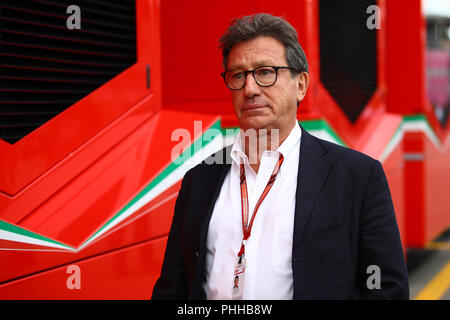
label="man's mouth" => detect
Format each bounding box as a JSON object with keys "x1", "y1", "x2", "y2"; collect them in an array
[{"x1": 241, "y1": 104, "x2": 268, "y2": 111}]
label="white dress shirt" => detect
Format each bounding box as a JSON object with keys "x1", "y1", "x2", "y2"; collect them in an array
[{"x1": 204, "y1": 122, "x2": 301, "y2": 299}]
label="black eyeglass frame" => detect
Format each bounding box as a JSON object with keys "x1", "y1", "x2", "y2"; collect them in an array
[{"x1": 220, "y1": 66, "x2": 299, "y2": 90}]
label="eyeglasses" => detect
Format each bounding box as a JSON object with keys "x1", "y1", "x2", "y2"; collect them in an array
[{"x1": 221, "y1": 66, "x2": 298, "y2": 90}]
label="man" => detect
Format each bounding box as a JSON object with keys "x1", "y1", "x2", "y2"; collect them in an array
[{"x1": 152, "y1": 13, "x2": 409, "y2": 300}]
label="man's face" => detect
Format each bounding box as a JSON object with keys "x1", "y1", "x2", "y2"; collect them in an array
[{"x1": 226, "y1": 36, "x2": 308, "y2": 133}]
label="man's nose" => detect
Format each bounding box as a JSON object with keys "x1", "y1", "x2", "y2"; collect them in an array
[{"x1": 243, "y1": 72, "x2": 261, "y2": 98}]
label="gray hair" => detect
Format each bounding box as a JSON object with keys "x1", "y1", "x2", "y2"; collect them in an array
[{"x1": 219, "y1": 13, "x2": 309, "y2": 74}]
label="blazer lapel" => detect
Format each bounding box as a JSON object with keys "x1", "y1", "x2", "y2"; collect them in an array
[
  {"x1": 192, "y1": 146, "x2": 232, "y2": 299},
  {"x1": 199, "y1": 145, "x2": 233, "y2": 247},
  {"x1": 293, "y1": 127, "x2": 333, "y2": 259}
]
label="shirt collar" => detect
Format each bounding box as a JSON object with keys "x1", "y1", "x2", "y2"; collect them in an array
[
  {"x1": 230, "y1": 130, "x2": 247, "y2": 165},
  {"x1": 277, "y1": 121, "x2": 301, "y2": 162},
  {"x1": 230, "y1": 121, "x2": 301, "y2": 176}
]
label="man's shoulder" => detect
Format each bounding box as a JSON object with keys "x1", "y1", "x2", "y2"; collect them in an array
[
  {"x1": 307, "y1": 132, "x2": 377, "y2": 170},
  {"x1": 324, "y1": 139, "x2": 374, "y2": 162},
  {"x1": 182, "y1": 145, "x2": 232, "y2": 181},
  {"x1": 308, "y1": 134, "x2": 383, "y2": 191}
]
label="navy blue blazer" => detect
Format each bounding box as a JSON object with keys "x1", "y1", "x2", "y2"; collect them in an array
[{"x1": 152, "y1": 126, "x2": 409, "y2": 299}]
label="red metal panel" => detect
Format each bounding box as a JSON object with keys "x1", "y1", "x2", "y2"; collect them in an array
[
  {"x1": 404, "y1": 132, "x2": 427, "y2": 248},
  {"x1": 1, "y1": 109, "x2": 218, "y2": 248},
  {"x1": 424, "y1": 136, "x2": 450, "y2": 242},
  {"x1": 404, "y1": 131, "x2": 450, "y2": 247},
  {"x1": 0, "y1": 95, "x2": 156, "y2": 224},
  {"x1": 0, "y1": 108, "x2": 218, "y2": 285},
  {"x1": 385, "y1": 0, "x2": 426, "y2": 116},
  {"x1": 0, "y1": 237, "x2": 167, "y2": 299},
  {"x1": 0, "y1": 181, "x2": 179, "y2": 284}
]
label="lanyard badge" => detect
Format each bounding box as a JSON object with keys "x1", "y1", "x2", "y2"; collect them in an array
[
  {"x1": 232, "y1": 253, "x2": 246, "y2": 299},
  {"x1": 232, "y1": 154, "x2": 284, "y2": 299}
]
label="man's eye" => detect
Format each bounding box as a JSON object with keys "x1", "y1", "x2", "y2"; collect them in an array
[
  {"x1": 231, "y1": 72, "x2": 244, "y2": 80},
  {"x1": 255, "y1": 68, "x2": 275, "y2": 76}
]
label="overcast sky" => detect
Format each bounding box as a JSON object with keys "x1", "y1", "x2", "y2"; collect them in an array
[{"x1": 423, "y1": 0, "x2": 450, "y2": 17}]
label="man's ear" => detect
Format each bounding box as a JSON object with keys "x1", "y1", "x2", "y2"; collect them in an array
[{"x1": 296, "y1": 72, "x2": 310, "y2": 105}]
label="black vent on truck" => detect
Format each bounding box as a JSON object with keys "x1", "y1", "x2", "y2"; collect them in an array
[
  {"x1": 319, "y1": 0, "x2": 377, "y2": 123},
  {"x1": 0, "y1": 0, "x2": 137, "y2": 144}
]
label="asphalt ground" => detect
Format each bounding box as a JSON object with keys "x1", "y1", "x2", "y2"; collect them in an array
[{"x1": 407, "y1": 227, "x2": 450, "y2": 300}]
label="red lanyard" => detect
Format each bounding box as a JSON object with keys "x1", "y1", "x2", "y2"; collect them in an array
[{"x1": 237, "y1": 154, "x2": 284, "y2": 257}]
